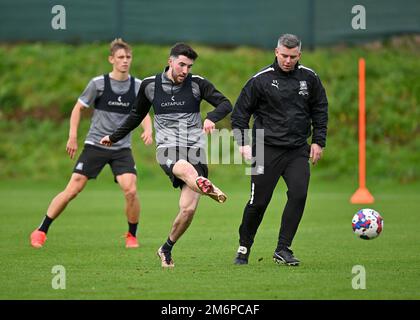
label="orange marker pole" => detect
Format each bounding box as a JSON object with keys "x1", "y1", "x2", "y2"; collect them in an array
[{"x1": 350, "y1": 58, "x2": 374, "y2": 204}]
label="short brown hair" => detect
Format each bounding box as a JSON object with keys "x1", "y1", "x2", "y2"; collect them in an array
[{"x1": 109, "y1": 38, "x2": 132, "y2": 56}]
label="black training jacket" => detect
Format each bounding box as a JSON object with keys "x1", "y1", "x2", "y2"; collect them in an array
[{"x1": 231, "y1": 59, "x2": 328, "y2": 148}]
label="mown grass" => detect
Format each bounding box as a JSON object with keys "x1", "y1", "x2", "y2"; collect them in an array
[{"x1": 0, "y1": 178, "x2": 419, "y2": 300}]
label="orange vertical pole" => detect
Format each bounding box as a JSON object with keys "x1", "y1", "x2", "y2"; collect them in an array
[
  {"x1": 350, "y1": 58, "x2": 374, "y2": 204},
  {"x1": 359, "y1": 58, "x2": 367, "y2": 189}
]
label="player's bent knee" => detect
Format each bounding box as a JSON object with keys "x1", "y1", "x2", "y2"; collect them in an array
[
  {"x1": 173, "y1": 161, "x2": 197, "y2": 178},
  {"x1": 124, "y1": 188, "x2": 138, "y2": 201}
]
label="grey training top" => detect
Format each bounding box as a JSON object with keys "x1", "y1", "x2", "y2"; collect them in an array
[
  {"x1": 78, "y1": 74, "x2": 141, "y2": 150},
  {"x1": 143, "y1": 72, "x2": 204, "y2": 148},
  {"x1": 108, "y1": 69, "x2": 233, "y2": 149}
]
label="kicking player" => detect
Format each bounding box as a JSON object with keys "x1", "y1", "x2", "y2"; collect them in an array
[{"x1": 100, "y1": 43, "x2": 232, "y2": 267}]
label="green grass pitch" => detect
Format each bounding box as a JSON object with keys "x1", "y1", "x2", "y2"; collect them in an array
[{"x1": 0, "y1": 176, "x2": 419, "y2": 300}]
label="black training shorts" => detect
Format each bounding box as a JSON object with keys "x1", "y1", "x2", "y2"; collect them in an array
[
  {"x1": 73, "y1": 144, "x2": 136, "y2": 180},
  {"x1": 156, "y1": 146, "x2": 208, "y2": 189}
]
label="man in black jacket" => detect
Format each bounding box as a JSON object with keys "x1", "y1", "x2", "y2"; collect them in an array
[{"x1": 232, "y1": 34, "x2": 328, "y2": 266}]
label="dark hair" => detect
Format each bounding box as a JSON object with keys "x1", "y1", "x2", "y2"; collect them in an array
[{"x1": 169, "y1": 43, "x2": 198, "y2": 60}]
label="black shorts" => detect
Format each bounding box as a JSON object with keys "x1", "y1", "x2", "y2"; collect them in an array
[
  {"x1": 73, "y1": 144, "x2": 137, "y2": 180},
  {"x1": 156, "y1": 147, "x2": 208, "y2": 189}
]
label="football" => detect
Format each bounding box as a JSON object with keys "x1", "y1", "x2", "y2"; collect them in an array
[{"x1": 352, "y1": 208, "x2": 384, "y2": 240}]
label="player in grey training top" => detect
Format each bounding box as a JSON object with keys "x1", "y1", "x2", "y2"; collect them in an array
[
  {"x1": 78, "y1": 74, "x2": 142, "y2": 150},
  {"x1": 100, "y1": 43, "x2": 232, "y2": 268},
  {"x1": 30, "y1": 39, "x2": 153, "y2": 250}
]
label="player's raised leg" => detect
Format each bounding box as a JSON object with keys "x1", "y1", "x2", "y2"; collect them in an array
[
  {"x1": 30, "y1": 173, "x2": 88, "y2": 248},
  {"x1": 172, "y1": 159, "x2": 226, "y2": 203}
]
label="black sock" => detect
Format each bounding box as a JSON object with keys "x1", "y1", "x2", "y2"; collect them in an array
[
  {"x1": 128, "y1": 222, "x2": 138, "y2": 237},
  {"x1": 161, "y1": 237, "x2": 175, "y2": 252},
  {"x1": 38, "y1": 215, "x2": 54, "y2": 234}
]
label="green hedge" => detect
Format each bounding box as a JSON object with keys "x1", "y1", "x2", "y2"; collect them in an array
[{"x1": 0, "y1": 39, "x2": 418, "y2": 183}]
